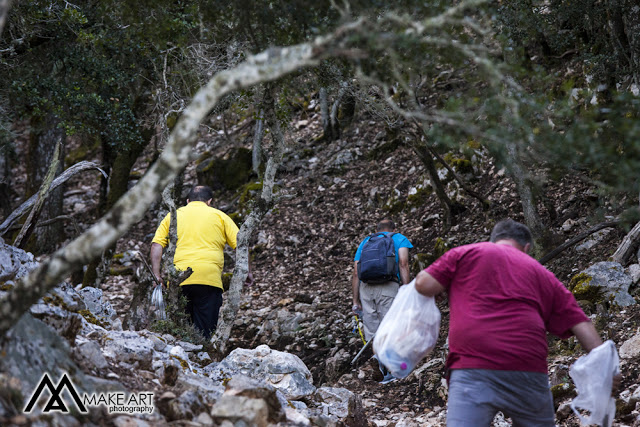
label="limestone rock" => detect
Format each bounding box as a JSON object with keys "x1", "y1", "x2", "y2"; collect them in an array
[
  {"x1": 78, "y1": 287, "x2": 119, "y2": 328},
  {"x1": 210, "y1": 395, "x2": 269, "y2": 427},
  {"x1": 75, "y1": 339, "x2": 109, "y2": 370},
  {"x1": 620, "y1": 333, "x2": 640, "y2": 359},
  {"x1": 29, "y1": 303, "x2": 84, "y2": 343},
  {"x1": 626, "y1": 264, "x2": 640, "y2": 285},
  {"x1": 112, "y1": 416, "x2": 152, "y2": 427},
  {"x1": 0, "y1": 241, "x2": 38, "y2": 282},
  {"x1": 0, "y1": 314, "x2": 94, "y2": 397},
  {"x1": 210, "y1": 344, "x2": 316, "y2": 400},
  {"x1": 165, "y1": 389, "x2": 208, "y2": 421},
  {"x1": 175, "y1": 370, "x2": 225, "y2": 402},
  {"x1": 102, "y1": 331, "x2": 155, "y2": 370},
  {"x1": 314, "y1": 386, "x2": 368, "y2": 425},
  {"x1": 224, "y1": 375, "x2": 285, "y2": 423},
  {"x1": 571, "y1": 262, "x2": 635, "y2": 307}
]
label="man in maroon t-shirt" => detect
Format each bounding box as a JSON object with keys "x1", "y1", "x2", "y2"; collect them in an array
[{"x1": 415, "y1": 219, "x2": 616, "y2": 426}]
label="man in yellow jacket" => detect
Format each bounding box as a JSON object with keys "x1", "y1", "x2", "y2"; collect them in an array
[{"x1": 150, "y1": 185, "x2": 253, "y2": 339}]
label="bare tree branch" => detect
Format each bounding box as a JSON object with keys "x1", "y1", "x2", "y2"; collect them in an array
[
  {"x1": 0, "y1": 161, "x2": 107, "y2": 236},
  {"x1": 539, "y1": 221, "x2": 622, "y2": 265},
  {"x1": 0, "y1": 21, "x2": 364, "y2": 336},
  {"x1": 13, "y1": 139, "x2": 62, "y2": 248}
]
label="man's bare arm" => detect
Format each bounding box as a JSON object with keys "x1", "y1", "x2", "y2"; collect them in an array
[
  {"x1": 398, "y1": 247, "x2": 411, "y2": 285},
  {"x1": 415, "y1": 270, "x2": 445, "y2": 297},
  {"x1": 352, "y1": 261, "x2": 361, "y2": 312},
  {"x1": 571, "y1": 321, "x2": 603, "y2": 352},
  {"x1": 150, "y1": 242, "x2": 164, "y2": 285}
]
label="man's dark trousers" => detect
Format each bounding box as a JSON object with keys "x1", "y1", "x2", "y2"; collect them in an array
[{"x1": 181, "y1": 284, "x2": 223, "y2": 339}]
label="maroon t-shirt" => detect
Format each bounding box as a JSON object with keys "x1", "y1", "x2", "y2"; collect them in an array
[{"x1": 426, "y1": 242, "x2": 589, "y2": 373}]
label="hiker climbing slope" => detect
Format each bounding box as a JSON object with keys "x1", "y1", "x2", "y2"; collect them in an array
[
  {"x1": 351, "y1": 219, "x2": 413, "y2": 383},
  {"x1": 150, "y1": 185, "x2": 253, "y2": 339},
  {"x1": 414, "y1": 219, "x2": 621, "y2": 426}
]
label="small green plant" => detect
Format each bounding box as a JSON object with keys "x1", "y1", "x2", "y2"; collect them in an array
[{"x1": 150, "y1": 286, "x2": 209, "y2": 347}]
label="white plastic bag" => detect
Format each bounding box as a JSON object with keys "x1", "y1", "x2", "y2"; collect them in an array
[
  {"x1": 151, "y1": 286, "x2": 167, "y2": 320},
  {"x1": 373, "y1": 279, "x2": 441, "y2": 378},
  {"x1": 569, "y1": 340, "x2": 620, "y2": 427}
]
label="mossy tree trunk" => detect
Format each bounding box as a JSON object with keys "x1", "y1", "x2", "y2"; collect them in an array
[{"x1": 26, "y1": 114, "x2": 65, "y2": 254}]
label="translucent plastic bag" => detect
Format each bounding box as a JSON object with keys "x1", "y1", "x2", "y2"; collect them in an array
[
  {"x1": 151, "y1": 286, "x2": 167, "y2": 320},
  {"x1": 373, "y1": 279, "x2": 441, "y2": 378},
  {"x1": 569, "y1": 340, "x2": 619, "y2": 427}
]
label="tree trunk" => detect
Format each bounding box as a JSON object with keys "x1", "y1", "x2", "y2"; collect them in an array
[
  {"x1": 329, "y1": 81, "x2": 353, "y2": 141},
  {"x1": 0, "y1": 141, "x2": 12, "y2": 218},
  {"x1": 211, "y1": 86, "x2": 286, "y2": 357},
  {"x1": 410, "y1": 133, "x2": 464, "y2": 229},
  {"x1": 83, "y1": 140, "x2": 147, "y2": 287},
  {"x1": 26, "y1": 115, "x2": 65, "y2": 254},
  {"x1": 0, "y1": 0, "x2": 11, "y2": 38},
  {"x1": 620, "y1": 0, "x2": 640, "y2": 83},
  {"x1": 252, "y1": 108, "x2": 265, "y2": 177},
  {"x1": 320, "y1": 87, "x2": 332, "y2": 141},
  {"x1": 332, "y1": 81, "x2": 355, "y2": 136},
  {"x1": 504, "y1": 141, "x2": 549, "y2": 257}
]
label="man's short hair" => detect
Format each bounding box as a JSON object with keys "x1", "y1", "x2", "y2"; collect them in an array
[
  {"x1": 377, "y1": 219, "x2": 396, "y2": 232},
  {"x1": 187, "y1": 185, "x2": 214, "y2": 202},
  {"x1": 490, "y1": 219, "x2": 533, "y2": 248}
]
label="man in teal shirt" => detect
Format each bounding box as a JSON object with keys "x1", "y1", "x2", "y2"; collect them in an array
[{"x1": 351, "y1": 219, "x2": 413, "y2": 383}]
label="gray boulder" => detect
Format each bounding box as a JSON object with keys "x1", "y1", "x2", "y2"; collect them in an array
[
  {"x1": 0, "y1": 314, "x2": 95, "y2": 397},
  {"x1": 223, "y1": 375, "x2": 285, "y2": 423},
  {"x1": 572, "y1": 262, "x2": 635, "y2": 307},
  {"x1": 210, "y1": 395, "x2": 270, "y2": 427},
  {"x1": 209, "y1": 344, "x2": 316, "y2": 400},
  {"x1": 164, "y1": 389, "x2": 208, "y2": 421},
  {"x1": 75, "y1": 338, "x2": 109, "y2": 370},
  {"x1": 620, "y1": 333, "x2": 640, "y2": 359},
  {"x1": 78, "y1": 287, "x2": 119, "y2": 328},
  {"x1": 102, "y1": 331, "x2": 155, "y2": 370},
  {"x1": 0, "y1": 242, "x2": 38, "y2": 282},
  {"x1": 29, "y1": 302, "x2": 84, "y2": 343},
  {"x1": 313, "y1": 386, "x2": 368, "y2": 426}
]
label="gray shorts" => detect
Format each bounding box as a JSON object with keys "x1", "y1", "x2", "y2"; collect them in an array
[
  {"x1": 447, "y1": 369, "x2": 555, "y2": 427},
  {"x1": 359, "y1": 280, "x2": 399, "y2": 341}
]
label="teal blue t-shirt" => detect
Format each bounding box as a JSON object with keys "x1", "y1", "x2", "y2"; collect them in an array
[{"x1": 354, "y1": 232, "x2": 413, "y2": 281}]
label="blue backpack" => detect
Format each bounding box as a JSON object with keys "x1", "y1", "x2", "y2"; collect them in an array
[{"x1": 357, "y1": 232, "x2": 399, "y2": 284}]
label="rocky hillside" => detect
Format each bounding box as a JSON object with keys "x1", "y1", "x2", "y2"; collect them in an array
[{"x1": 2, "y1": 102, "x2": 640, "y2": 426}]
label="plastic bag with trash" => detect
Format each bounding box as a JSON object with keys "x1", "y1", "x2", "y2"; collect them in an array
[
  {"x1": 569, "y1": 340, "x2": 619, "y2": 427},
  {"x1": 151, "y1": 285, "x2": 167, "y2": 320},
  {"x1": 373, "y1": 279, "x2": 441, "y2": 378}
]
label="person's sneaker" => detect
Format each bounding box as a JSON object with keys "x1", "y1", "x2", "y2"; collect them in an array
[
  {"x1": 379, "y1": 373, "x2": 396, "y2": 385},
  {"x1": 367, "y1": 357, "x2": 384, "y2": 382}
]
